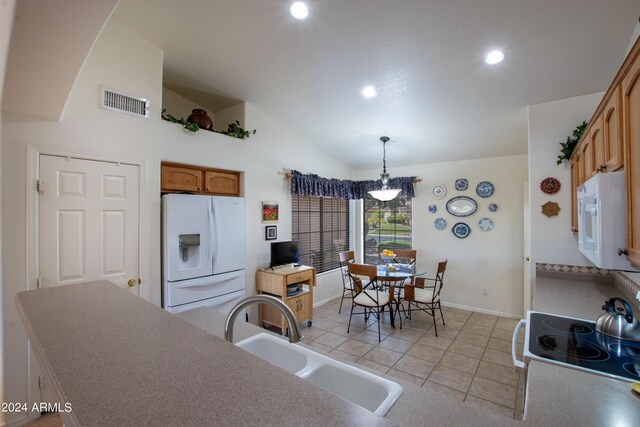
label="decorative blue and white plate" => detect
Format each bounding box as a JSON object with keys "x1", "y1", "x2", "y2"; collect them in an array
[
  {"x1": 451, "y1": 222, "x2": 471, "y2": 239},
  {"x1": 479, "y1": 217, "x2": 494, "y2": 231},
  {"x1": 455, "y1": 178, "x2": 468, "y2": 191},
  {"x1": 434, "y1": 217, "x2": 447, "y2": 230},
  {"x1": 446, "y1": 196, "x2": 478, "y2": 217},
  {"x1": 488, "y1": 203, "x2": 498, "y2": 212},
  {"x1": 476, "y1": 181, "x2": 494, "y2": 198},
  {"x1": 432, "y1": 184, "x2": 447, "y2": 199},
  {"x1": 428, "y1": 204, "x2": 437, "y2": 213}
]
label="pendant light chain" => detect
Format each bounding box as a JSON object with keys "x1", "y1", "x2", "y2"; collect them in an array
[{"x1": 382, "y1": 139, "x2": 387, "y2": 174}]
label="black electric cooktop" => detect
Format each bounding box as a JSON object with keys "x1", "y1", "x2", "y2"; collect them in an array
[{"x1": 527, "y1": 312, "x2": 640, "y2": 382}]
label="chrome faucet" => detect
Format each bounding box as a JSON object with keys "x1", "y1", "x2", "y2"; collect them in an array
[{"x1": 224, "y1": 294, "x2": 304, "y2": 343}]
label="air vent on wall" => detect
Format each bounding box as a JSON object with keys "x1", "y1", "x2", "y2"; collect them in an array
[{"x1": 100, "y1": 86, "x2": 149, "y2": 118}]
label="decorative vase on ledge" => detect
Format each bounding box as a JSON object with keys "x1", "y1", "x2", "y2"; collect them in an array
[{"x1": 187, "y1": 109, "x2": 213, "y2": 131}]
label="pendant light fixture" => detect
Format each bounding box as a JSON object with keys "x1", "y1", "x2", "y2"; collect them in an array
[{"x1": 368, "y1": 136, "x2": 401, "y2": 201}]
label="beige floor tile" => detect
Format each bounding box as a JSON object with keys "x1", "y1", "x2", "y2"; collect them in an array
[
  {"x1": 363, "y1": 346, "x2": 404, "y2": 367},
  {"x1": 328, "y1": 348, "x2": 360, "y2": 363},
  {"x1": 406, "y1": 343, "x2": 446, "y2": 364},
  {"x1": 313, "y1": 332, "x2": 349, "y2": 349},
  {"x1": 468, "y1": 377, "x2": 517, "y2": 408},
  {"x1": 356, "y1": 358, "x2": 390, "y2": 374},
  {"x1": 313, "y1": 307, "x2": 334, "y2": 319},
  {"x1": 427, "y1": 365, "x2": 474, "y2": 393},
  {"x1": 422, "y1": 380, "x2": 466, "y2": 401},
  {"x1": 328, "y1": 324, "x2": 363, "y2": 337},
  {"x1": 495, "y1": 317, "x2": 520, "y2": 331},
  {"x1": 416, "y1": 334, "x2": 453, "y2": 351},
  {"x1": 441, "y1": 318, "x2": 465, "y2": 330},
  {"x1": 445, "y1": 307, "x2": 473, "y2": 318},
  {"x1": 386, "y1": 368, "x2": 427, "y2": 387},
  {"x1": 302, "y1": 340, "x2": 333, "y2": 353},
  {"x1": 475, "y1": 361, "x2": 519, "y2": 387},
  {"x1": 379, "y1": 335, "x2": 416, "y2": 353},
  {"x1": 427, "y1": 325, "x2": 460, "y2": 339},
  {"x1": 448, "y1": 340, "x2": 486, "y2": 359},
  {"x1": 299, "y1": 327, "x2": 327, "y2": 340},
  {"x1": 492, "y1": 327, "x2": 523, "y2": 343},
  {"x1": 464, "y1": 395, "x2": 515, "y2": 419},
  {"x1": 365, "y1": 321, "x2": 396, "y2": 336},
  {"x1": 469, "y1": 312, "x2": 498, "y2": 326},
  {"x1": 392, "y1": 354, "x2": 436, "y2": 379},
  {"x1": 443, "y1": 310, "x2": 471, "y2": 323},
  {"x1": 313, "y1": 318, "x2": 343, "y2": 331},
  {"x1": 482, "y1": 348, "x2": 513, "y2": 368},
  {"x1": 454, "y1": 331, "x2": 490, "y2": 347},
  {"x1": 390, "y1": 326, "x2": 426, "y2": 342},
  {"x1": 461, "y1": 322, "x2": 493, "y2": 337},
  {"x1": 487, "y1": 337, "x2": 512, "y2": 353},
  {"x1": 438, "y1": 351, "x2": 481, "y2": 375},
  {"x1": 352, "y1": 329, "x2": 389, "y2": 344},
  {"x1": 335, "y1": 339, "x2": 376, "y2": 357}
]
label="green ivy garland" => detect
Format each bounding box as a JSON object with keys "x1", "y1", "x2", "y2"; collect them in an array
[
  {"x1": 161, "y1": 109, "x2": 257, "y2": 139},
  {"x1": 556, "y1": 121, "x2": 588, "y2": 165}
]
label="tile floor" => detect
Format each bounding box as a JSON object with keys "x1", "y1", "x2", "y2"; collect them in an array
[{"x1": 298, "y1": 297, "x2": 526, "y2": 420}]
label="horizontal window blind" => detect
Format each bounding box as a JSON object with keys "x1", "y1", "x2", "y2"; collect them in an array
[
  {"x1": 292, "y1": 196, "x2": 350, "y2": 273},
  {"x1": 363, "y1": 196, "x2": 412, "y2": 265}
]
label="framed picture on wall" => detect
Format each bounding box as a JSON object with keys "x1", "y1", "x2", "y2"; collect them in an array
[
  {"x1": 265, "y1": 225, "x2": 277, "y2": 240},
  {"x1": 262, "y1": 201, "x2": 279, "y2": 223}
]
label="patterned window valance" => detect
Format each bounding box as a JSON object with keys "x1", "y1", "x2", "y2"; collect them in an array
[{"x1": 289, "y1": 170, "x2": 416, "y2": 199}]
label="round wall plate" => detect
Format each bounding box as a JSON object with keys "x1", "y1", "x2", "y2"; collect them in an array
[
  {"x1": 476, "y1": 181, "x2": 494, "y2": 198},
  {"x1": 451, "y1": 222, "x2": 471, "y2": 239},
  {"x1": 488, "y1": 203, "x2": 498, "y2": 212},
  {"x1": 432, "y1": 184, "x2": 447, "y2": 199},
  {"x1": 479, "y1": 217, "x2": 494, "y2": 231},
  {"x1": 428, "y1": 204, "x2": 437, "y2": 213},
  {"x1": 455, "y1": 178, "x2": 468, "y2": 191},
  {"x1": 434, "y1": 217, "x2": 447, "y2": 230}
]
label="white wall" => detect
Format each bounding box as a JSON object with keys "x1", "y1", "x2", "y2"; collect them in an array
[
  {"x1": 0, "y1": 1, "x2": 17, "y2": 422},
  {"x1": 1, "y1": 19, "x2": 351, "y2": 425},
  {"x1": 527, "y1": 92, "x2": 603, "y2": 266},
  {"x1": 356, "y1": 154, "x2": 529, "y2": 317}
]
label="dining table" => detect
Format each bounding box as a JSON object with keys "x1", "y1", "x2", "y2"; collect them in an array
[{"x1": 375, "y1": 263, "x2": 425, "y2": 328}]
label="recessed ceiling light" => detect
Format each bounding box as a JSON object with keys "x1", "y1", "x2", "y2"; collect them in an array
[
  {"x1": 362, "y1": 86, "x2": 377, "y2": 98},
  {"x1": 290, "y1": 2, "x2": 309, "y2": 19},
  {"x1": 485, "y1": 50, "x2": 505, "y2": 65}
]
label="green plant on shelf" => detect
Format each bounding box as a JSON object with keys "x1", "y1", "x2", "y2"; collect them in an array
[
  {"x1": 161, "y1": 108, "x2": 199, "y2": 132},
  {"x1": 218, "y1": 120, "x2": 257, "y2": 139},
  {"x1": 161, "y1": 110, "x2": 257, "y2": 139},
  {"x1": 556, "y1": 121, "x2": 588, "y2": 165}
]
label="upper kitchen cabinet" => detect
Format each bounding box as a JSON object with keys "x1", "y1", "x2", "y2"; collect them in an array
[
  {"x1": 579, "y1": 137, "x2": 594, "y2": 181},
  {"x1": 161, "y1": 164, "x2": 203, "y2": 193},
  {"x1": 161, "y1": 162, "x2": 240, "y2": 197},
  {"x1": 602, "y1": 86, "x2": 624, "y2": 172},
  {"x1": 589, "y1": 115, "x2": 604, "y2": 175},
  {"x1": 622, "y1": 47, "x2": 640, "y2": 268},
  {"x1": 204, "y1": 170, "x2": 240, "y2": 196}
]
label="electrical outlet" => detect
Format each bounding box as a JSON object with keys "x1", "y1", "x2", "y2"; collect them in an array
[{"x1": 481, "y1": 287, "x2": 488, "y2": 296}]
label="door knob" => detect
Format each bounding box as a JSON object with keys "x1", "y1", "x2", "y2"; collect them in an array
[{"x1": 127, "y1": 279, "x2": 137, "y2": 287}]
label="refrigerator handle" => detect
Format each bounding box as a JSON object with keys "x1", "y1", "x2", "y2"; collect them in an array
[
  {"x1": 213, "y1": 199, "x2": 221, "y2": 267},
  {"x1": 208, "y1": 200, "x2": 215, "y2": 268}
]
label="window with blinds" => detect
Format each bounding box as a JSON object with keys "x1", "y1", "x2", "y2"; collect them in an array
[
  {"x1": 363, "y1": 195, "x2": 412, "y2": 265},
  {"x1": 292, "y1": 196, "x2": 350, "y2": 273}
]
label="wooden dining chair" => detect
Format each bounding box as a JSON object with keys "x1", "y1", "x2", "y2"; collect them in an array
[
  {"x1": 392, "y1": 249, "x2": 416, "y2": 265},
  {"x1": 347, "y1": 263, "x2": 395, "y2": 341},
  {"x1": 402, "y1": 259, "x2": 447, "y2": 336},
  {"x1": 338, "y1": 250, "x2": 357, "y2": 313}
]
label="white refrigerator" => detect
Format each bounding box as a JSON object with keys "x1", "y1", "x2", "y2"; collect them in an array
[{"x1": 162, "y1": 194, "x2": 246, "y2": 313}]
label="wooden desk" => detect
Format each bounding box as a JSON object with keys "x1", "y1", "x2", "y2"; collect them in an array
[{"x1": 256, "y1": 265, "x2": 315, "y2": 334}]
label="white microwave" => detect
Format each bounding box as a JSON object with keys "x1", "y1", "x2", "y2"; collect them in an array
[{"x1": 577, "y1": 171, "x2": 636, "y2": 271}]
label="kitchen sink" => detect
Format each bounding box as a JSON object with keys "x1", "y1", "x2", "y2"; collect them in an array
[{"x1": 236, "y1": 333, "x2": 403, "y2": 416}]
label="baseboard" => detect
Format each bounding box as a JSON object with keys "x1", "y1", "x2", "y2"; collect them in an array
[
  {"x1": 313, "y1": 294, "x2": 342, "y2": 307},
  {"x1": 441, "y1": 302, "x2": 522, "y2": 319}
]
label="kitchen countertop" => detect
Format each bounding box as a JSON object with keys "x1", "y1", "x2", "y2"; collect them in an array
[
  {"x1": 15, "y1": 281, "x2": 393, "y2": 427},
  {"x1": 16, "y1": 281, "x2": 640, "y2": 426}
]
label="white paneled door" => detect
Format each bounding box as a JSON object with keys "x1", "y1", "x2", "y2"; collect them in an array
[{"x1": 38, "y1": 155, "x2": 139, "y2": 294}]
